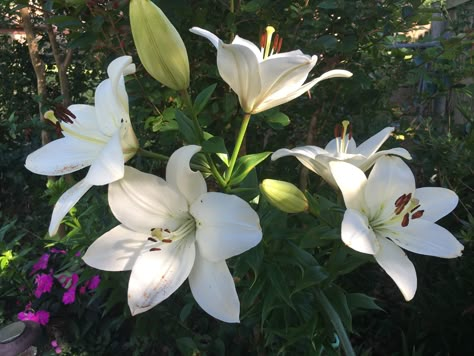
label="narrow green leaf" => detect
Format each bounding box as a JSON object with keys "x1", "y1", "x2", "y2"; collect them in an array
[
  {"x1": 229, "y1": 151, "x2": 271, "y2": 186},
  {"x1": 346, "y1": 293, "x2": 384, "y2": 312},
  {"x1": 175, "y1": 110, "x2": 199, "y2": 144},
  {"x1": 193, "y1": 83, "x2": 217, "y2": 115},
  {"x1": 201, "y1": 136, "x2": 227, "y2": 154},
  {"x1": 265, "y1": 112, "x2": 290, "y2": 130}
]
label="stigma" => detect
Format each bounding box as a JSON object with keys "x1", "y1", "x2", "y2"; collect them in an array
[
  {"x1": 334, "y1": 120, "x2": 352, "y2": 154},
  {"x1": 260, "y1": 26, "x2": 283, "y2": 59}
]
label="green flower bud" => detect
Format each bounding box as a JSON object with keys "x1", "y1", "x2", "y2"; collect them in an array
[
  {"x1": 130, "y1": 0, "x2": 190, "y2": 90},
  {"x1": 260, "y1": 179, "x2": 308, "y2": 213}
]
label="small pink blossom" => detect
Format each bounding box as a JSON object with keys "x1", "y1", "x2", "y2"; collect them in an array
[
  {"x1": 74, "y1": 251, "x2": 81, "y2": 257},
  {"x1": 34, "y1": 273, "x2": 53, "y2": 298},
  {"x1": 51, "y1": 339, "x2": 62, "y2": 354},
  {"x1": 87, "y1": 275, "x2": 101, "y2": 290},
  {"x1": 62, "y1": 288, "x2": 76, "y2": 305},
  {"x1": 55, "y1": 347, "x2": 62, "y2": 354},
  {"x1": 18, "y1": 310, "x2": 50, "y2": 325},
  {"x1": 31, "y1": 253, "x2": 50, "y2": 275},
  {"x1": 51, "y1": 248, "x2": 67, "y2": 254},
  {"x1": 79, "y1": 285, "x2": 87, "y2": 295},
  {"x1": 61, "y1": 273, "x2": 79, "y2": 305},
  {"x1": 51, "y1": 340, "x2": 58, "y2": 348}
]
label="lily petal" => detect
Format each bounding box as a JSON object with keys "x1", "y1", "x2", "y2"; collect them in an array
[
  {"x1": 85, "y1": 129, "x2": 125, "y2": 186},
  {"x1": 374, "y1": 237, "x2": 417, "y2": 301},
  {"x1": 414, "y1": 187, "x2": 458, "y2": 222},
  {"x1": 49, "y1": 179, "x2": 93, "y2": 236},
  {"x1": 109, "y1": 166, "x2": 189, "y2": 233},
  {"x1": 189, "y1": 27, "x2": 220, "y2": 49},
  {"x1": 232, "y1": 35, "x2": 261, "y2": 60},
  {"x1": 166, "y1": 145, "x2": 207, "y2": 205},
  {"x1": 329, "y1": 161, "x2": 367, "y2": 210},
  {"x1": 94, "y1": 78, "x2": 125, "y2": 136},
  {"x1": 341, "y1": 209, "x2": 379, "y2": 254},
  {"x1": 107, "y1": 55, "x2": 136, "y2": 112},
  {"x1": 364, "y1": 156, "x2": 415, "y2": 221},
  {"x1": 356, "y1": 147, "x2": 412, "y2": 172},
  {"x1": 354, "y1": 127, "x2": 394, "y2": 157},
  {"x1": 191, "y1": 192, "x2": 262, "y2": 262},
  {"x1": 25, "y1": 136, "x2": 102, "y2": 176},
  {"x1": 217, "y1": 42, "x2": 262, "y2": 113},
  {"x1": 83, "y1": 224, "x2": 149, "y2": 271},
  {"x1": 256, "y1": 69, "x2": 352, "y2": 113},
  {"x1": 189, "y1": 249, "x2": 240, "y2": 323},
  {"x1": 271, "y1": 146, "x2": 332, "y2": 182},
  {"x1": 256, "y1": 54, "x2": 317, "y2": 109},
  {"x1": 387, "y1": 219, "x2": 464, "y2": 258},
  {"x1": 128, "y1": 236, "x2": 196, "y2": 315},
  {"x1": 61, "y1": 104, "x2": 106, "y2": 142}
]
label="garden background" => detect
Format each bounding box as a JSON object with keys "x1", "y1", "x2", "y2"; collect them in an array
[{"x1": 0, "y1": 0, "x2": 473, "y2": 354}]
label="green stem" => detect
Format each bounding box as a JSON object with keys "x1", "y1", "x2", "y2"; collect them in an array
[
  {"x1": 315, "y1": 289, "x2": 355, "y2": 356},
  {"x1": 137, "y1": 148, "x2": 169, "y2": 162},
  {"x1": 178, "y1": 89, "x2": 226, "y2": 188},
  {"x1": 225, "y1": 113, "x2": 251, "y2": 185}
]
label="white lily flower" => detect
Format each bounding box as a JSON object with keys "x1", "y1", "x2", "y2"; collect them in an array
[
  {"x1": 329, "y1": 156, "x2": 464, "y2": 301},
  {"x1": 190, "y1": 26, "x2": 352, "y2": 114},
  {"x1": 272, "y1": 122, "x2": 412, "y2": 187},
  {"x1": 25, "y1": 56, "x2": 138, "y2": 236},
  {"x1": 83, "y1": 145, "x2": 262, "y2": 322}
]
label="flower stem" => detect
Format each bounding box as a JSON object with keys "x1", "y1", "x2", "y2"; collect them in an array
[
  {"x1": 178, "y1": 89, "x2": 226, "y2": 188},
  {"x1": 225, "y1": 113, "x2": 251, "y2": 185},
  {"x1": 137, "y1": 148, "x2": 169, "y2": 161},
  {"x1": 315, "y1": 288, "x2": 355, "y2": 356}
]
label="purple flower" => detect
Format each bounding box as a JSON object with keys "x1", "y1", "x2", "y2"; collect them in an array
[
  {"x1": 36, "y1": 310, "x2": 50, "y2": 325},
  {"x1": 18, "y1": 310, "x2": 50, "y2": 325},
  {"x1": 31, "y1": 253, "x2": 50, "y2": 275},
  {"x1": 50, "y1": 248, "x2": 67, "y2": 254},
  {"x1": 34, "y1": 273, "x2": 53, "y2": 298},
  {"x1": 61, "y1": 273, "x2": 79, "y2": 305},
  {"x1": 87, "y1": 275, "x2": 101, "y2": 290},
  {"x1": 62, "y1": 288, "x2": 76, "y2": 305}
]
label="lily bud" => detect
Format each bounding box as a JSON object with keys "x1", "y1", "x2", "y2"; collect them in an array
[
  {"x1": 260, "y1": 179, "x2": 308, "y2": 213},
  {"x1": 130, "y1": 0, "x2": 190, "y2": 90}
]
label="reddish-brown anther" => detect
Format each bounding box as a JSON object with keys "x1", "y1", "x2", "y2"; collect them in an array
[
  {"x1": 401, "y1": 213, "x2": 410, "y2": 227},
  {"x1": 412, "y1": 210, "x2": 424, "y2": 219}
]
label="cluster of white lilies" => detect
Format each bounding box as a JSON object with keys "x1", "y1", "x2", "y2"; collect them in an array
[{"x1": 25, "y1": 0, "x2": 462, "y2": 323}]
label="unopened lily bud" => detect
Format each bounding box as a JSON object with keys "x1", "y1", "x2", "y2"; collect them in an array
[
  {"x1": 260, "y1": 179, "x2": 308, "y2": 213},
  {"x1": 130, "y1": 0, "x2": 190, "y2": 90}
]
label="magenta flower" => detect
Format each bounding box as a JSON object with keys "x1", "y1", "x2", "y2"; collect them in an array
[
  {"x1": 62, "y1": 288, "x2": 76, "y2": 305},
  {"x1": 18, "y1": 310, "x2": 50, "y2": 325},
  {"x1": 34, "y1": 273, "x2": 54, "y2": 298},
  {"x1": 60, "y1": 273, "x2": 79, "y2": 305},
  {"x1": 31, "y1": 253, "x2": 50, "y2": 275},
  {"x1": 51, "y1": 248, "x2": 67, "y2": 254},
  {"x1": 87, "y1": 275, "x2": 100, "y2": 290}
]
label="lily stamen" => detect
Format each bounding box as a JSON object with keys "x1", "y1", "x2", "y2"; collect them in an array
[{"x1": 263, "y1": 26, "x2": 276, "y2": 59}]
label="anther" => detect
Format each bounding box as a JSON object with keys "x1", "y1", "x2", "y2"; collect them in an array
[
  {"x1": 147, "y1": 237, "x2": 157, "y2": 242},
  {"x1": 395, "y1": 194, "x2": 406, "y2": 207},
  {"x1": 260, "y1": 32, "x2": 267, "y2": 49},
  {"x1": 412, "y1": 210, "x2": 424, "y2": 219},
  {"x1": 162, "y1": 239, "x2": 172, "y2": 243},
  {"x1": 150, "y1": 228, "x2": 155, "y2": 232},
  {"x1": 401, "y1": 213, "x2": 410, "y2": 227},
  {"x1": 334, "y1": 124, "x2": 342, "y2": 139},
  {"x1": 164, "y1": 228, "x2": 170, "y2": 233},
  {"x1": 150, "y1": 248, "x2": 161, "y2": 252}
]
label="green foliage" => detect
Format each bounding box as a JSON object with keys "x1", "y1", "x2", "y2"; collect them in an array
[{"x1": 0, "y1": 0, "x2": 472, "y2": 355}]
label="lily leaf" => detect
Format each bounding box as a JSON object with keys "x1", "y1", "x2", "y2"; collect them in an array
[
  {"x1": 201, "y1": 135, "x2": 228, "y2": 154},
  {"x1": 265, "y1": 112, "x2": 290, "y2": 130},
  {"x1": 229, "y1": 152, "x2": 271, "y2": 186},
  {"x1": 175, "y1": 110, "x2": 199, "y2": 144},
  {"x1": 193, "y1": 83, "x2": 217, "y2": 115}
]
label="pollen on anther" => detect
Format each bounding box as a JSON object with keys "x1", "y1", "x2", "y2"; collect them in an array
[
  {"x1": 412, "y1": 210, "x2": 424, "y2": 219},
  {"x1": 150, "y1": 248, "x2": 161, "y2": 252},
  {"x1": 162, "y1": 239, "x2": 172, "y2": 243},
  {"x1": 147, "y1": 237, "x2": 157, "y2": 242},
  {"x1": 395, "y1": 194, "x2": 406, "y2": 207},
  {"x1": 260, "y1": 32, "x2": 267, "y2": 48},
  {"x1": 401, "y1": 213, "x2": 410, "y2": 227}
]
